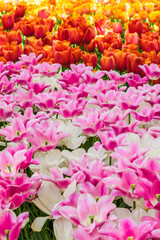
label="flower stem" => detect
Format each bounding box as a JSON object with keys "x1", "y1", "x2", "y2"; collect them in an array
[{"x1": 109, "y1": 156, "x2": 112, "y2": 166}]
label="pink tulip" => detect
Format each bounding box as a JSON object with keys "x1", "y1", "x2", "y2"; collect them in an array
[
  {"x1": 0, "y1": 118, "x2": 30, "y2": 142},
  {"x1": 85, "y1": 79, "x2": 117, "y2": 97},
  {"x1": 14, "y1": 89, "x2": 36, "y2": 108},
  {"x1": 19, "y1": 53, "x2": 43, "y2": 67},
  {"x1": 58, "y1": 98, "x2": 87, "y2": 118},
  {"x1": 26, "y1": 120, "x2": 68, "y2": 151},
  {"x1": 118, "y1": 87, "x2": 145, "y2": 110},
  {"x1": 52, "y1": 193, "x2": 115, "y2": 232},
  {"x1": 100, "y1": 217, "x2": 155, "y2": 239},
  {"x1": 0, "y1": 210, "x2": 29, "y2": 240},
  {"x1": 131, "y1": 105, "x2": 155, "y2": 122},
  {"x1": 79, "y1": 181, "x2": 109, "y2": 199},
  {"x1": 73, "y1": 108, "x2": 104, "y2": 136},
  {"x1": 35, "y1": 91, "x2": 67, "y2": 111},
  {"x1": 0, "y1": 75, "x2": 16, "y2": 95},
  {"x1": 0, "y1": 172, "x2": 41, "y2": 210},
  {"x1": 127, "y1": 74, "x2": 148, "y2": 88},
  {"x1": 139, "y1": 63, "x2": 160, "y2": 81},
  {"x1": 0, "y1": 143, "x2": 39, "y2": 176},
  {"x1": 106, "y1": 70, "x2": 133, "y2": 85},
  {"x1": 89, "y1": 90, "x2": 119, "y2": 109},
  {"x1": 97, "y1": 131, "x2": 126, "y2": 151},
  {"x1": 64, "y1": 156, "x2": 112, "y2": 186},
  {"x1": 0, "y1": 102, "x2": 14, "y2": 121},
  {"x1": 35, "y1": 62, "x2": 61, "y2": 77}
]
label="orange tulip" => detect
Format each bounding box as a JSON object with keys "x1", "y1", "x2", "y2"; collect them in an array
[
  {"x1": 84, "y1": 39, "x2": 96, "y2": 52},
  {"x1": 127, "y1": 54, "x2": 144, "y2": 76},
  {"x1": 83, "y1": 52, "x2": 98, "y2": 68},
  {"x1": 54, "y1": 48, "x2": 71, "y2": 65},
  {"x1": 7, "y1": 30, "x2": 22, "y2": 44},
  {"x1": 68, "y1": 28, "x2": 80, "y2": 44},
  {"x1": 3, "y1": 44, "x2": 23, "y2": 61},
  {"x1": 100, "y1": 56, "x2": 115, "y2": 71},
  {"x1": 71, "y1": 47, "x2": 81, "y2": 63}
]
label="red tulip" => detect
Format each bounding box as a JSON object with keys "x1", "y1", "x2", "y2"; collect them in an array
[
  {"x1": 83, "y1": 26, "x2": 96, "y2": 44},
  {"x1": 1, "y1": 14, "x2": 14, "y2": 30},
  {"x1": 20, "y1": 23, "x2": 34, "y2": 37},
  {"x1": 95, "y1": 19, "x2": 110, "y2": 35},
  {"x1": 0, "y1": 33, "x2": 8, "y2": 45},
  {"x1": 128, "y1": 20, "x2": 149, "y2": 35},
  {"x1": 68, "y1": 28, "x2": 80, "y2": 44},
  {"x1": 111, "y1": 22, "x2": 123, "y2": 34},
  {"x1": 38, "y1": 9, "x2": 50, "y2": 19},
  {"x1": 43, "y1": 19, "x2": 55, "y2": 31},
  {"x1": 141, "y1": 39, "x2": 159, "y2": 52},
  {"x1": 58, "y1": 26, "x2": 69, "y2": 41},
  {"x1": 34, "y1": 25, "x2": 48, "y2": 39},
  {"x1": 24, "y1": 45, "x2": 34, "y2": 55},
  {"x1": 126, "y1": 32, "x2": 139, "y2": 45},
  {"x1": 15, "y1": 5, "x2": 26, "y2": 18}
]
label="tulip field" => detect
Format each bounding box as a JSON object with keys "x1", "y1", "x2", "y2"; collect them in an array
[{"x1": 2, "y1": 0, "x2": 160, "y2": 239}]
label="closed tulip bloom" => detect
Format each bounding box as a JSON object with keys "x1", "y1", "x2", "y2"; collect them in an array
[
  {"x1": 7, "y1": 30, "x2": 22, "y2": 44},
  {"x1": 83, "y1": 53, "x2": 97, "y2": 68},
  {"x1": 3, "y1": 44, "x2": 22, "y2": 62},
  {"x1": 68, "y1": 28, "x2": 80, "y2": 44},
  {"x1": 58, "y1": 26, "x2": 69, "y2": 41},
  {"x1": 100, "y1": 56, "x2": 115, "y2": 71},
  {"x1": 71, "y1": 47, "x2": 81, "y2": 63},
  {"x1": 84, "y1": 39, "x2": 96, "y2": 52},
  {"x1": 1, "y1": 14, "x2": 14, "y2": 30},
  {"x1": 34, "y1": 25, "x2": 48, "y2": 39},
  {"x1": 127, "y1": 54, "x2": 144, "y2": 76},
  {"x1": 38, "y1": 9, "x2": 50, "y2": 19},
  {"x1": 111, "y1": 22, "x2": 123, "y2": 34},
  {"x1": 83, "y1": 26, "x2": 96, "y2": 44},
  {"x1": 20, "y1": 22, "x2": 34, "y2": 37},
  {"x1": 54, "y1": 49, "x2": 71, "y2": 65},
  {"x1": 43, "y1": 19, "x2": 55, "y2": 31},
  {"x1": 126, "y1": 32, "x2": 139, "y2": 45},
  {"x1": 14, "y1": 4, "x2": 26, "y2": 18}
]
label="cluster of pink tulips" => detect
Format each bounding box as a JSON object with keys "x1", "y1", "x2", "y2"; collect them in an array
[{"x1": 1, "y1": 52, "x2": 160, "y2": 239}]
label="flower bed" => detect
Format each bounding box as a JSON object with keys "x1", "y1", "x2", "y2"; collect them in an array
[{"x1": 1, "y1": 0, "x2": 160, "y2": 240}]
